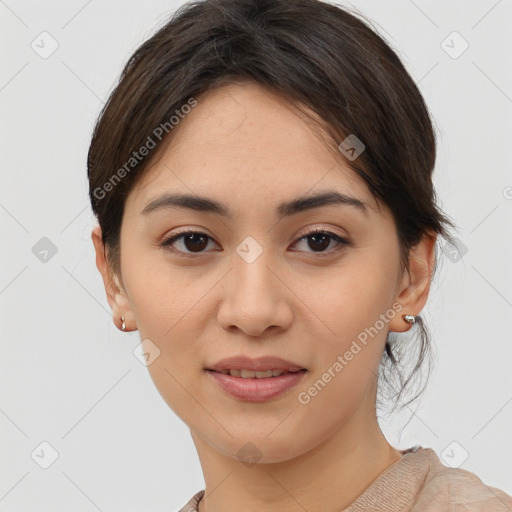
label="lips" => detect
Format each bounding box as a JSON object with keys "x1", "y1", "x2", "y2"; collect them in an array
[
  {"x1": 206, "y1": 366, "x2": 308, "y2": 401},
  {"x1": 206, "y1": 355, "x2": 307, "y2": 374}
]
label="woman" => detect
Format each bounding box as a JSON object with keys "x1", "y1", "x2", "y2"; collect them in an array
[{"x1": 88, "y1": 0, "x2": 512, "y2": 510}]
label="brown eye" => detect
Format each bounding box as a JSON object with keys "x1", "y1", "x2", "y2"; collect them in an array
[
  {"x1": 161, "y1": 231, "x2": 216, "y2": 255},
  {"x1": 180, "y1": 233, "x2": 209, "y2": 252},
  {"x1": 305, "y1": 232, "x2": 332, "y2": 252},
  {"x1": 293, "y1": 229, "x2": 350, "y2": 255}
]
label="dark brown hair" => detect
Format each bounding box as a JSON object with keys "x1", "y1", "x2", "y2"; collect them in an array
[{"x1": 87, "y1": 0, "x2": 456, "y2": 414}]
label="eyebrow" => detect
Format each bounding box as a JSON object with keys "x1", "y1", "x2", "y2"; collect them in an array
[{"x1": 141, "y1": 190, "x2": 369, "y2": 218}]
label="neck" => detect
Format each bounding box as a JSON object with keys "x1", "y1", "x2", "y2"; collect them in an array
[{"x1": 191, "y1": 403, "x2": 402, "y2": 512}]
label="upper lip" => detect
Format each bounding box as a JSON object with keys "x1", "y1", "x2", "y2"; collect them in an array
[{"x1": 206, "y1": 356, "x2": 307, "y2": 373}]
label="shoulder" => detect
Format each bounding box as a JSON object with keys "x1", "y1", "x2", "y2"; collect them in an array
[{"x1": 412, "y1": 448, "x2": 512, "y2": 511}]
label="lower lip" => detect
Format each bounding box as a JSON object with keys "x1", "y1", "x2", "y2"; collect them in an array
[{"x1": 205, "y1": 370, "x2": 307, "y2": 402}]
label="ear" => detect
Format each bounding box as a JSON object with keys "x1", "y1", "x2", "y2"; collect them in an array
[
  {"x1": 91, "y1": 225, "x2": 135, "y2": 332},
  {"x1": 389, "y1": 231, "x2": 437, "y2": 333}
]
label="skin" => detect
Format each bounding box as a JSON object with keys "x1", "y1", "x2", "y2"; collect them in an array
[{"x1": 92, "y1": 81, "x2": 436, "y2": 512}]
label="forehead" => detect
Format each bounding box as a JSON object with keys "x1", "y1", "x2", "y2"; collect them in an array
[{"x1": 126, "y1": 82, "x2": 376, "y2": 215}]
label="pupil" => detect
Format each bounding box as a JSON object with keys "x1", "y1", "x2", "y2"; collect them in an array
[
  {"x1": 309, "y1": 234, "x2": 329, "y2": 252},
  {"x1": 185, "y1": 233, "x2": 208, "y2": 252}
]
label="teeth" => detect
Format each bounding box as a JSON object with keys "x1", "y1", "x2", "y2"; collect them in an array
[{"x1": 219, "y1": 369, "x2": 286, "y2": 378}]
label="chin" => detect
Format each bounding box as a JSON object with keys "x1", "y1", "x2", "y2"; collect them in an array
[{"x1": 203, "y1": 428, "x2": 314, "y2": 466}]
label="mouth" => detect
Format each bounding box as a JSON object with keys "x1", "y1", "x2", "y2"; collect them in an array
[
  {"x1": 204, "y1": 368, "x2": 308, "y2": 402},
  {"x1": 205, "y1": 355, "x2": 307, "y2": 375},
  {"x1": 207, "y1": 368, "x2": 307, "y2": 378}
]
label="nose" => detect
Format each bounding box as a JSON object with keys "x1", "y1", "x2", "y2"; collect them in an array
[{"x1": 216, "y1": 247, "x2": 293, "y2": 337}]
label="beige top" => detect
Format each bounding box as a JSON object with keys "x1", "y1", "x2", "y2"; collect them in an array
[{"x1": 177, "y1": 445, "x2": 512, "y2": 511}]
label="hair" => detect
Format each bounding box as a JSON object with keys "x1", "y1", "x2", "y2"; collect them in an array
[{"x1": 87, "y1": 0, "x2": 457, "y2": 415}]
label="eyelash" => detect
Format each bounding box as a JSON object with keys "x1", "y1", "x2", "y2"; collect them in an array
[{"x1": 159, "y1": 226, "x2": 350, "y2": 258}]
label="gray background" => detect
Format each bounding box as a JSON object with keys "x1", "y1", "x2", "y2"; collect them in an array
[{"x1": 1, "y1": 0, "x2": 511, "y2": 510}]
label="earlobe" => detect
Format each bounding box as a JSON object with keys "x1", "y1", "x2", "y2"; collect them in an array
[
  {"x1": 389, "y1": 232, "x2": 437, "y2": 333},
  {"x1": 91, "y1": 225, "x2": 135, "y2": 332}
]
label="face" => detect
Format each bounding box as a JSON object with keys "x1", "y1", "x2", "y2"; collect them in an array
[{"x1": 94, "y1": 82, "x2": 430, "y2": 464}]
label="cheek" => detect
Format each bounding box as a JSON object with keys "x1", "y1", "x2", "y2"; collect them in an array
[
  {"x1": 302, "y1": 252, "x2": 399, "y2": 390},
  {"x1": 305, "y1": 261, "x2": 395, "y2": 342},
  {"x1": 121, "y1": 241, "x2": 210, "y2": 340}
]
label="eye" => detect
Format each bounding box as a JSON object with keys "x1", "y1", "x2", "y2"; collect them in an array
[
  {"x1": 160, "y1": 229, "x2": 218, "y2": 257},
  {"x1": 160, "y1": 226, "x2": 350, "y2": 257},
  {"x1": 292, "y1": 226, "x2": 350, "y2": 256}
]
